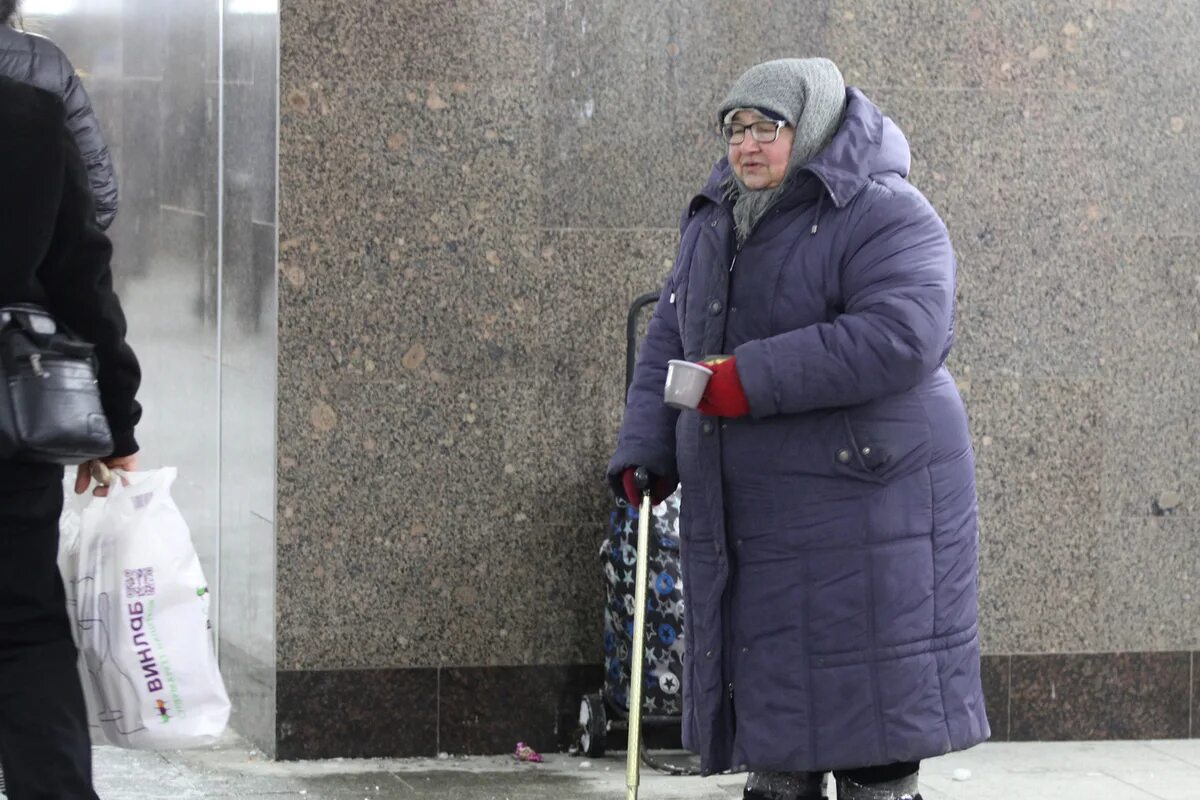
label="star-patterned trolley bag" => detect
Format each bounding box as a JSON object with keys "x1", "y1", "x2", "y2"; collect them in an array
[
  {"x1": 600, "y1": 488, "x2": 686, "y2": 716},
  {"x1": 574, "y1": 292, "x2": 688, "y2": 760}
]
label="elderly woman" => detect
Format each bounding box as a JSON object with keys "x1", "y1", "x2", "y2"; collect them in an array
[{"x1": 608, "y1": 58, "x2": 988, "y2": 800}]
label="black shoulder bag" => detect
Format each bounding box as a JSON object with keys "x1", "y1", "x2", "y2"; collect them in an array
[{"x1": 0, "y1": 304, "x2": 113, "y2": 463}]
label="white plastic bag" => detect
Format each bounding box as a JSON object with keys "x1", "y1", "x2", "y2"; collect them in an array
[{"x1": 57, "y1": 468, "x2": 230, "y2": 749}]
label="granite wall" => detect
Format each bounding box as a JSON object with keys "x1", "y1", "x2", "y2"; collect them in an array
[{"x1": 277, "y1": 1, "x2": 1200, "y2": 755}]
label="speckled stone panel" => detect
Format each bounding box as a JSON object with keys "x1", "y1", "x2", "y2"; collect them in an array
[
  {"x1": 276, "y1": 228, "x2": 678, "y2": 668},
  {"x1": 865, "y1": 89, "x2": 1111, "y2": 250},
  {"x1": 281, "y1": 0, "x2": 543, "y2": 84},
  {"x1": 1092, "y1": 517, "x2": 1200, "y2": 653},
  {"x1": 1009, "y1": 653, "x2": 1191, "y2": 741},
  {"x1": 541, "y1": 1, "x2": 835, "y2": 229},
  {"x1": 1102, "y1": 236, "x2": 1200, "y2": 520},
  {"x1": 966, "y1": 377, "x2": 1105, "y2": 653},
  {"x1": 826, "y1": 0, "x2": 1185, "y2": 94},
  {"x1": 1103, "y1": 89, "x2": 1200, "y2": 238}
]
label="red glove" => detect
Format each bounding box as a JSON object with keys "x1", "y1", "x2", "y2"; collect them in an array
[
  {"x1": 697, "y1": 356, "x2": 750, "y2": 418},
  {"x1": 621, "y1": 467, "x2": 676, "y2": 507}
]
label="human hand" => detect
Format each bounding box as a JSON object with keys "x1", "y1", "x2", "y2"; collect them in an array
[
  {"x1": 621, "y1": 466, "x2": 676, "y2": 507},
  {"x1": 697, "y1": 356, "x2": 750, "y2": 418},
  {"x1": 75, "y1": 452, "x2": 139, "y2": 496}
]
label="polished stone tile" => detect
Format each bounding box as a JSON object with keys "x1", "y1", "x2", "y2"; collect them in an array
[
  {"x1": 1100, "y1": 90, "x2": 1200, "y2": 238},
  {"x1": 273, "y1": 372, "x2": 615, "y2": 670},
  {"x1": 1194, "y1": 655, "x2": 1200, "y2": 739},
  {"x1": 281, "y1": 0, "x2": 543, "y2": 84},
  {"x1": 1112, "y1": 2, "x2": 1200, "y2": 96},
  {"x1": 949, "y1": 232, "x2": 1110, "y2": 380},
  {"x1": 278, "y1": 81, "x2": 541, "y2": 269},
  {"x1": 1091, "y1": 517, "x2": 1200, "y2": 653},
  {"x1": 866, "y1": 89, "x2": 1110, "y2": 245},
  {"x1": 827, "y1": 0, "x2": 1158, "y2": 92},
  {"x1": 277, "y1": 228, "x2": 677, "y2": 386},
  {"x1": 276, "y1": 667, "x2": 438, "y2": 759},
  {"x1": 1009, "y1": 652, "x2": 1191, "y2": 740},
  {"x1": 274, "y1": 465, "x2": 606, "y2": 668},
  {"x1": 965, "y1": 377, "x2": 1105, "y2": 653},
  {"x1": 1102, "y1": 236, "x2": 1200, "y2": 519},
  {"x1": 439, "y1": 664, "x2": 602, "y2": 754},
  {"x1": 540, "y1": 1, "x2": 835, "y2": 229},
  {"x1": 274, "y1": 230, "x2": 684, "y2": 671},
  {"x1": 980, "y1": 655, "x2": 1010, "y2": 742}
]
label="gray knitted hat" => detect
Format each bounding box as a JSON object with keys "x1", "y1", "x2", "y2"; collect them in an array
[
  {"x1": 717, "y1": 58, "x2": 848, "y2": 244},
  {"x1": 718, "y1": 57, "x2": 847, "y2": 169}
]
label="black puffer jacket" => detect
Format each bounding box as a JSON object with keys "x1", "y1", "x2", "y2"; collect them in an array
[
  {"x1": 0, "y1": 76, "x2": 141, "y2": 456},
  {"x1": 0, "y1": 25, "x2": 118, "y2": 230}
]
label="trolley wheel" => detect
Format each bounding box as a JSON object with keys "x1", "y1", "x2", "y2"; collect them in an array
[{"x1": 578, "y1": 693, "x2": 607, "y2": 757}]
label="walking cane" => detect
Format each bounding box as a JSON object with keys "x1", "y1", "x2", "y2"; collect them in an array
[{"x1": 625, "y1": 467, "x2": 653, "y2": 800}]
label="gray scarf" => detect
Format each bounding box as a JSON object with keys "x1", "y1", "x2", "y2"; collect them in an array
[{"x1": 717, "y1": 58, "x2": 847, "y2": 244}]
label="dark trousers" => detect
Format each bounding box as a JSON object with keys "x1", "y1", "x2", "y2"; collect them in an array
[
  {"x1": 0, "y1": 463, "x2": 99, "y2": 800},
  {"x1": 838, "y1": 761, "x2": 921, "y2": 784}
]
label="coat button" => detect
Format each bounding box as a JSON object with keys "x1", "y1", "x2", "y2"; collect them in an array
[
  {"x1": 702, "y1": 421, "x2": 714, "y2": 435},
  {"x1": 709, "y1": 300, "x2": 722, "y2": 314},
  {"x1": 710, "y1": 219, "x2": 718, "y2": 227},
  {"x1": 836, "y1": 448, "x2": 851, "y2": 464},
  {"x1": 705, "y1": 650, "x2": 714, "y2": 658},
  {"x1": 741, "y1": 646, "x2": 750, "y2": 653},
  {"x1": 861, "y1": 446, "x2": 872, "y2": 457}
]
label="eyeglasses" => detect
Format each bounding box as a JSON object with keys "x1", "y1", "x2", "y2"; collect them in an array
[{"x1": 720, "y1": 119, "x2": 788, "y2": 145}]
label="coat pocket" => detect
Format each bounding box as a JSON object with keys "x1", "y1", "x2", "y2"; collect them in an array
[
  {"x1": 840, "y1": 402, "x2": 936, "y2": 485},
  {"x1": 837, "y1": 411, "x2": 892, "y2": 484}
]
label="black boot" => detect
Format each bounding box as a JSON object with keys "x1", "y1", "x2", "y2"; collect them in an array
[
  {"x1": 743, "y1": 770, "x2": 827, "y2": 799},
  {"x1": 834, "y1": 771, "x2": 921, "y2": 799}
]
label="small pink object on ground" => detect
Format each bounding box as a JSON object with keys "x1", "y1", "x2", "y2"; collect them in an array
[{"x1": 514, "y1": 742, "x2": 544, "y2": 763}]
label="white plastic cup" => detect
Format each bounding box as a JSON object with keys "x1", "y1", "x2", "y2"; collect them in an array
[{"x1": 663, "y1": 360, "x2": 713, "y2": 410}]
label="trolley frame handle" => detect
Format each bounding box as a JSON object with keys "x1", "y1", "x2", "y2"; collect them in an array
[{"x1": 625, "y1": 291, "x2": 661, "y2": 402}]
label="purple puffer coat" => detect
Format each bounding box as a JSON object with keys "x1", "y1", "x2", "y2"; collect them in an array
[{"x1": 608, "y1": 88, "x2": 989, "y2": 774}]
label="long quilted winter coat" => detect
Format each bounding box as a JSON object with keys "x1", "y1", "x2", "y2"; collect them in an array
[{"x1": 608, "y1": 88, "x2": 989, "y2": 774}]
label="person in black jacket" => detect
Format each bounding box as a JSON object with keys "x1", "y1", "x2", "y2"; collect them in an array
[
  {"x1": 0, "y1": 75, "x2": 141, "y2": 799},
  {"x1": 0, "y1": 0, "x2": 119, "y2": 230}
]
